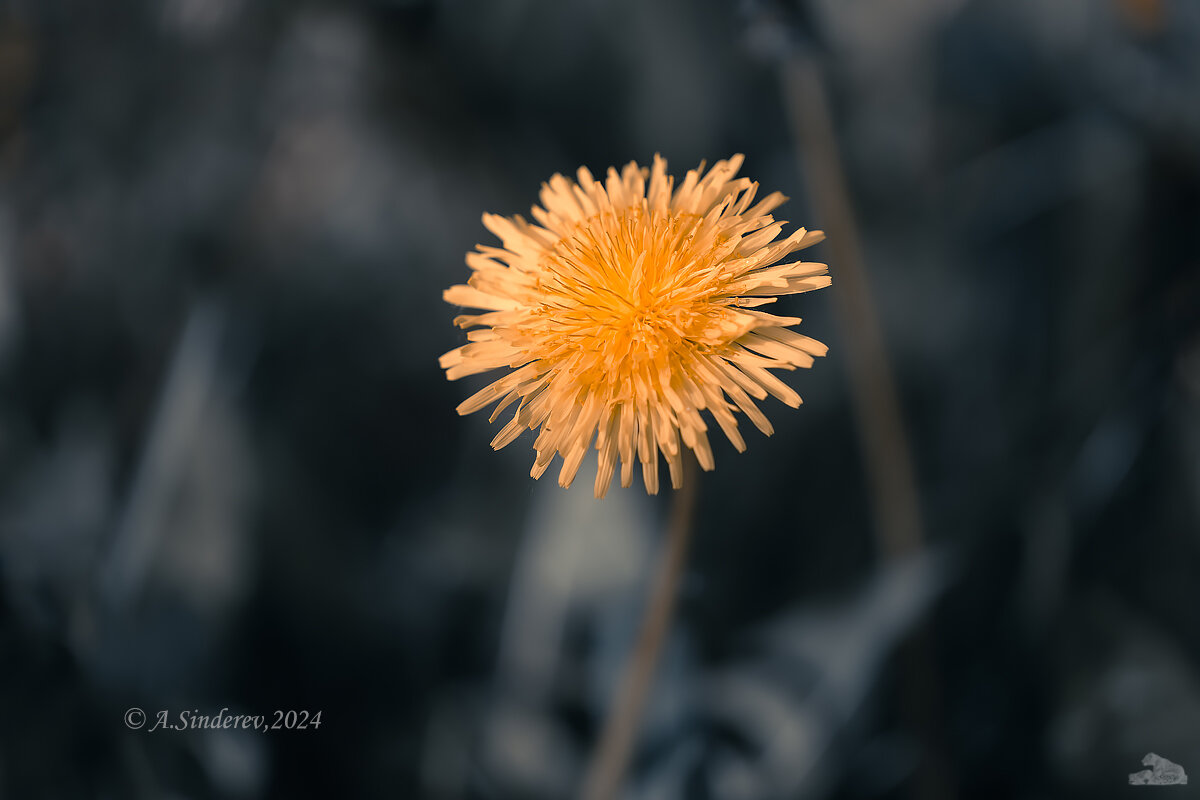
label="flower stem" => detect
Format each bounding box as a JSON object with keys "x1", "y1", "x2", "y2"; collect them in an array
[
  {"x1": 578, "y1": 458, "x2": 699, "y2": 800},
  {"x1": 781, "y1": 56, "x2": 923, "y2": 559},
  {"x1": 781, "y1": 54, "x2": 954, "y2": 800}
]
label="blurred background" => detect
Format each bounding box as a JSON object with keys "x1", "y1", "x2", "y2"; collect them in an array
[{"x1": 1, "y1": 0, "x2": 1198, "y2": 797}]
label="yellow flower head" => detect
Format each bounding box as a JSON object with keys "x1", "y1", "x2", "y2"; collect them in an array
[{"x1": 441, "y1": 154, "x2": 830, "y2": 498}]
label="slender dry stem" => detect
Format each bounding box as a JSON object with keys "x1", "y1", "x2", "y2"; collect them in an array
[
  {"x1": 781, "y1": 56, "x2": 923, "y2": 559},
  {"x1": 578, "y1": 458, "x2": 699, "y2": 800},
  {"x1": 781, "y1": 54, "x2": 953, "y2": 800}
]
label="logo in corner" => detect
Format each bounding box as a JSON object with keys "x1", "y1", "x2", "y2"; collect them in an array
[{"x1": 1129, "y1": 753, "x2": 1188, "y2": 786}]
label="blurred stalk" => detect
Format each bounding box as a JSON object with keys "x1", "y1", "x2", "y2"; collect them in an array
[
  {"x1": 781, "y1": 54, "x2": 953, "y2": 800},
  {"x1": 781, "y1": 57, "x2": 923, "y2": 560},
  {"x1": 578, "y1": 458, "x2": 698, "y2": 800},
  {"x1": 100, "y1": 300, "x2": 225, "y2": 611}
]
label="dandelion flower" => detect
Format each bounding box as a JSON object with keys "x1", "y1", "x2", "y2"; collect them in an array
[{"x1": 440, "y1": 154, "x2": 830, "y2": 498}]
